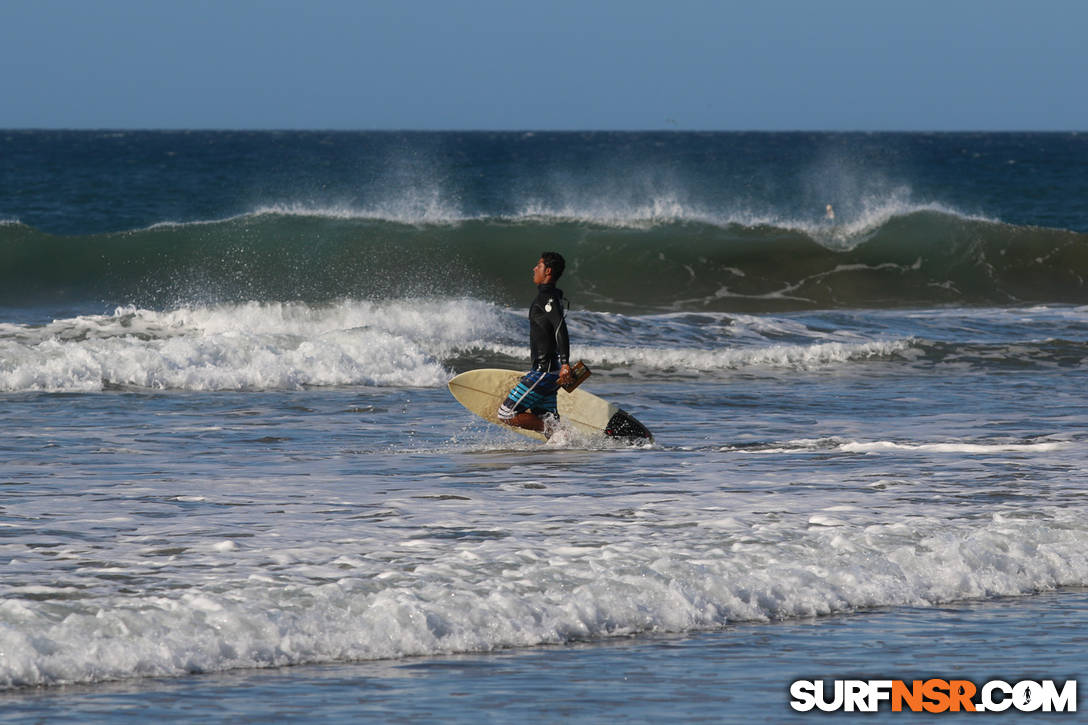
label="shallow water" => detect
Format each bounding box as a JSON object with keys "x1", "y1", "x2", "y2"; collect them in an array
[{"x1": 3, "y1": 343, "x2": 1087, "y2": 694}]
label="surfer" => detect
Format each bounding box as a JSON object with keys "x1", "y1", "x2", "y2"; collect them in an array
[{"x1": 497, "y1": 252, "x2": 573, "y2": 436}]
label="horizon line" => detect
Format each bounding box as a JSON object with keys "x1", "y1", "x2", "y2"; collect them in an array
[{"x1": 2, "y1": 127, "x2": 1085, "y2": 134}]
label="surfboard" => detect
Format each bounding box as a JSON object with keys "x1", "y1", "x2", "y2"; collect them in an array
[{"x1": 448, "y1": 369, "x2": 652, "y2": 443}]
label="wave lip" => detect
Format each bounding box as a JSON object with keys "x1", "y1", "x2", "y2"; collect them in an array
[
  {"x1": 523, "y1": 193, "x2": 994, "y2": 241},
  {"x1": 133, "y1": 192, "x2": 990, "y2": 237},
  {"x1": 142, "y1": 200, "x2": 473, "y2": 232},
  {"x1": 249, "y1": 197, "x2": 468, "y2": 225}
]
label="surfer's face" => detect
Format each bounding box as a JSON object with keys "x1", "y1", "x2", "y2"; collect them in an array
[{"x1": 533, "y1": 258, "x2": 550, "y2": 285}]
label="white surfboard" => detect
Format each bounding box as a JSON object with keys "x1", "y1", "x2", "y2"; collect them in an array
[{"x1": 448, "y1": 369, "x2": 652, "y2": 443}]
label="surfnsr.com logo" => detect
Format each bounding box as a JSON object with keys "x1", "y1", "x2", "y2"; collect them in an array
[{"x1": 790, "y1": 679, "x2": 1077, "y2": 713}]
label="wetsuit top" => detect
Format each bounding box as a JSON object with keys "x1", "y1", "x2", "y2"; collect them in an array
[{"x1": 529, "y1": 283, "x2": 570, "y2": 373}]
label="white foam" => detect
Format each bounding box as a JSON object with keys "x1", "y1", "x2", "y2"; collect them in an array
[
  {"x1": 1, "y1": 508, "x2": 1086, "y2": 689},
  {"x1": 0, "y1": 300, "x2": 508, "y2": 392},
  {"x1": 743, "y1": 437, "x2": 1069, "y2": 455},
  {"x1": 569, "y1": 339, "x2": 912, "y2": 372},
  {"x1": 840, "y1": 440, "x2": 1068, "y2": 454},
  {"x1": 1, "y1": 299, "x2": 916, "y2": 392}
]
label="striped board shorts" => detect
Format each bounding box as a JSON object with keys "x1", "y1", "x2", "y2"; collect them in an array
[{"x1": 497, "y1": 370, "x2": 560, "y2": 421}]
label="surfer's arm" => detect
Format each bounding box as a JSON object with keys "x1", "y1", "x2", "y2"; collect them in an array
[
  {"x1": 554, "y1": 319, "x2": 570, "y2": 365},
  {"x1": 553, "y1": 304, "x2": 570, "y2": 375},
  {"x1": 554, "y1": 313, "x2": 571, "y2": 385}
]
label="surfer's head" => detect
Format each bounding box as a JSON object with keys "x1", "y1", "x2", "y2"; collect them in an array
[{"x1": 535, "y1": 251, "x2": 565, "y2": 284}]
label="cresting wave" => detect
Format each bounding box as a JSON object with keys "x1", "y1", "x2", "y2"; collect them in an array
[
  {"x1": 2, "y1": 204, "x2": 1086, "y2": 312},
  {"x1": 2, "y1": 502, "x2": 1087, "y2": 689}
]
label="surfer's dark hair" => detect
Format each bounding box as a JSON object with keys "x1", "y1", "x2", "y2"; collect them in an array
[{"x1": 541, "y1": 251, "x2": 566, "y2": 280}]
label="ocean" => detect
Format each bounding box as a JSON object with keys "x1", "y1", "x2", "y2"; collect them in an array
[{"x1": 1, "y1": 131, "x2": 1087, "y2": 722}]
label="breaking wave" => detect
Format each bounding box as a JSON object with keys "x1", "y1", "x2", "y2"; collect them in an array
[{"x1": 2, "y1": 205, "x2": 1086, "y2": 313}]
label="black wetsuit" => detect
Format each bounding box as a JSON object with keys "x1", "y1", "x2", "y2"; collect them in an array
[
  {"x1": 497, "y1": 283, "x2": 571, "y2": 422},
  {"x1": 528, "y1": 283, "x2": 570, "y2": 373}
]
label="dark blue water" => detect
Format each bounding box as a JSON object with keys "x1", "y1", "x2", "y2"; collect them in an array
[{"x1": 5, "y1": 131, "x2": 1087, "y2": 235}]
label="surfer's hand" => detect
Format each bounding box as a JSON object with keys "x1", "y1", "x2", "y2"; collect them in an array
[{"x1": 558, "y1": 364, "x2": 572, "y2": 386}]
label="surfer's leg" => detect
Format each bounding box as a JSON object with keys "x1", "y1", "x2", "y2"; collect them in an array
[
  {"x1": 503, "y1": 411, "x2": 546, "y2": 432},
  {"x1": 497, "y1": 371, "x2": 560, "y2": 436},
  {"x1": 503, "y1": 412, "x2": 561, "y2": 439}
]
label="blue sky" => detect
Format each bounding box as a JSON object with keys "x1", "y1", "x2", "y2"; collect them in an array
[{"x1": 2, "y1": 0, "x2": 1084, "y2": 130}]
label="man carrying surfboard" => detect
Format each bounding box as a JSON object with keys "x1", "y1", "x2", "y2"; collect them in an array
[
  {"x1": 496, "y1": 252, "x2": 573, "y2": 436},
  {"x1": 448, "y1": 254, "x2": 651, "y2": 443}
]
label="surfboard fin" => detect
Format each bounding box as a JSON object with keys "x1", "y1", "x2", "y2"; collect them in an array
[{"x1": 561, "y1": 360, "x2": 592, "y2": 393}]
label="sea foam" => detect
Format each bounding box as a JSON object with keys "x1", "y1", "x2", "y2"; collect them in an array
[
  {"x1": 570, "y1": 340, "x2": 911, "y2": 373},
  {"x1": 2, "y1": 504, "x2": 1086, "y2": 689},
  {"x1": 0, "y1": 300, "x2": 508, "y2": 392}
]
